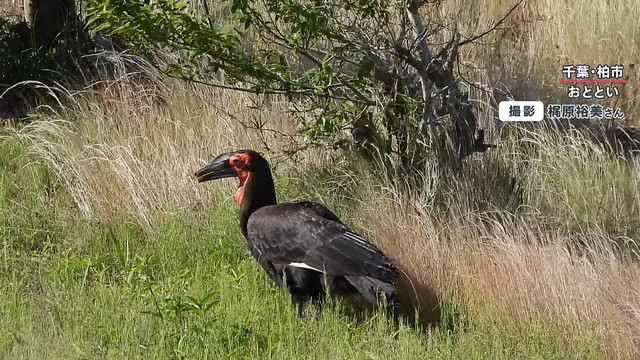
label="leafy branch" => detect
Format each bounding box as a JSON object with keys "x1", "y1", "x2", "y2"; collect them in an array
[{"x1": 86, "y1": 0, "x2": 522, "y2": 172}]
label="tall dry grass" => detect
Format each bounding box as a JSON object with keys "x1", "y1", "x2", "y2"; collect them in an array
[
  {"x1": 361, "y1": 174, "x2": 640, "y2": 359},
  {"x1": 5, "y1": 55, "x2": 301, "y2": 231},
  {"x1": 4, "y1": 0, "x2": 640, "y2": 358},
  {"x1": 430, "y1": 0, "x2": 640, "y2": 129}
]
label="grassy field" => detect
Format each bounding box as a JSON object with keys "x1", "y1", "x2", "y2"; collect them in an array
[
  {"x1": 2, "y1": 0, "x2": 640, "y2": 358},
  {"x1": 0, "y1": 113, "x2": 607, "y2": 359}
]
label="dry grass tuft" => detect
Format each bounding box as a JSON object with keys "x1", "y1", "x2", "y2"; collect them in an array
[
  {"x1": 365, "y1": 189, "x2": 640, "y2": 358},
  {"x1": 5, "y1": 58, "x2": 294, "y2": 230}
]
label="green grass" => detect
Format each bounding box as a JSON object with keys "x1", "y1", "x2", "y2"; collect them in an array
[{"x1": 0, "y1": 138, "x2": 606, "y2": 359}]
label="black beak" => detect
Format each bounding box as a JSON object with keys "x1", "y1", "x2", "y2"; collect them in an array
[{"x1": 195, "y1": 152, "x2": 237, "y2": 183}]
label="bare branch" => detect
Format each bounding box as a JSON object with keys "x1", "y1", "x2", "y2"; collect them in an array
[
  {"x1": 458, "y1": 0, "x2": 526, "y2": 46},
  {"x1": 405, "y1": 1, "x2": 435, "y2": 131}
]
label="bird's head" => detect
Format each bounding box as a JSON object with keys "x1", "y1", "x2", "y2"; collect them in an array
[
  {"x1": 195, "y1": 149, "x2": 270, "y2": 183},
  {"x1": 196, "y1": 149, "x2": 273, "y2": 206},
  {"x1": 196, "y1": 149, "x2": 276, "y2": 225}
]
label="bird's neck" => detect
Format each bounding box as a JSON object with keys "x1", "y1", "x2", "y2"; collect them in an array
[{"x1": 238, "y1": 170, "x2": 277, "y2": 236}]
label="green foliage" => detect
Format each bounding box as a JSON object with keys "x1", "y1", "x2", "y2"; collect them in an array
[
  {"x1": 0, "y1": 138, "x2": 66, "y2": 253},
  {"x1": 87, "y1": 1, "x2": 244, "y2": 72},
  {"x1": 0, "y1": 20, "x2": 52, "y2": 85},
  {"x1": 0, "y1": 15, "x2": 93, "y2": 119},
  {"x1": 0, "y1": 19, "x2": 59, "y2": 116},
  {"x1": 85, "y1": 0, "x2": 446, "y2": 167}
]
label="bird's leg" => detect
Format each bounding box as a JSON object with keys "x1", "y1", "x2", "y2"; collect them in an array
[
  {"x1": 292, "y1": 295, "x2": 305, "y2": 317},
  {"x1": 310, "y1": 290, "x2": 326, "y2": 316},
  {"x1": 386, "y1": 294, "x2": 401, "y2": 326},
  {"x1": 291, "y1": 293, "x2": 324, "y2": 317},
  {"x1": 285, "y1": 268, "x2": 309, "y2": 317}
]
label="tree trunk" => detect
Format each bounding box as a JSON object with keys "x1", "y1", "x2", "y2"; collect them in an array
[{"x1": 23, "y1": 0, "x2": 76, "y2": 50}]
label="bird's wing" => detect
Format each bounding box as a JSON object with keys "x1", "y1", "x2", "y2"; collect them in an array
[
  {"x1": 291, "y1": 201, "x2": 344, "y2": 224},
  {"x1": 247, "y1": 203, "x2": 397, "y2": 283},
  {"x1": 248, "y1": 244, "x2": 283, "y2": 287}
]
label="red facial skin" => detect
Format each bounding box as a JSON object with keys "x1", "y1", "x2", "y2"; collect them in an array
[{"x1": 229, "y1": 153, "x2": 251, "y2": 205}]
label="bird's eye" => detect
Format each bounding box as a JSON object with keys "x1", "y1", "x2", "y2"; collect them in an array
[
  {"x1": 230, "y1": 156, "x2": 244, "y2": 167},
  {"x1": 230, "y1": 153, "x2": 250, "y2": 168}
]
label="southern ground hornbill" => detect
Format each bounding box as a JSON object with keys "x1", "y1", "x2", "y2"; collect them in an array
[{"x1": 195, "y1": 149, "x2": 399, "y2": 316}]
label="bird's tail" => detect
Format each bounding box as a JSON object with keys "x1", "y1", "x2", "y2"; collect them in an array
[{"x1": 344, "y1": 275, "x2": 398, "y2": 310}]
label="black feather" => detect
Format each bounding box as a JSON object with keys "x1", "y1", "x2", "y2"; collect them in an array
[
  {"x1": 198, "y1": 150, "x2": 399, "y2": 315},
  {"x1": 248, "y1": 202, "x2": 397, "y2": 280}
]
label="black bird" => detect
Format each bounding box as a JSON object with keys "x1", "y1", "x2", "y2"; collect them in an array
[{"x1": 195, "y1": 150, "x2": 399, "y2": 316}]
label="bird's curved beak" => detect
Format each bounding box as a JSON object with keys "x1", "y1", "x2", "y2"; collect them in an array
[{"x1": 195, "y1": 152, "x2": 237, "y2": 183}]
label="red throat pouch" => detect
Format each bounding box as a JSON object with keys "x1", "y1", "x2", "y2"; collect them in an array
[{"x1": 235, "y1": 171, "x2": 250, "y2": 205}]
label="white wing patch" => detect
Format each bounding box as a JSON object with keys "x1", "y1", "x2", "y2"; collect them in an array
[{"x1": 288, "y1": 262, "x2": 324, "y2": 272}]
